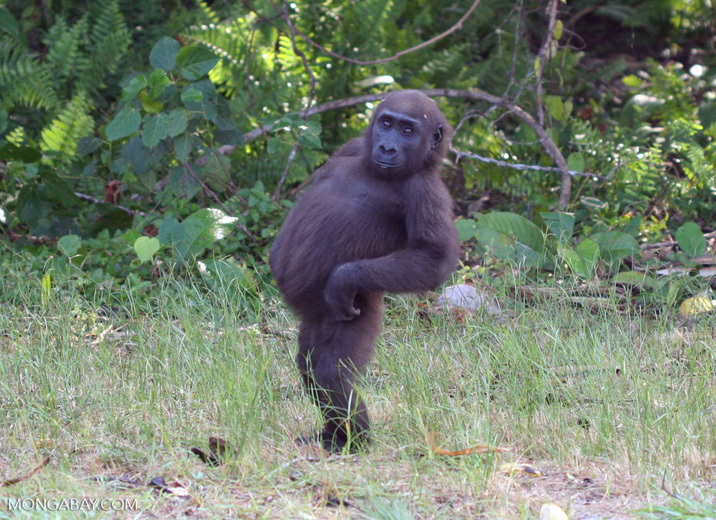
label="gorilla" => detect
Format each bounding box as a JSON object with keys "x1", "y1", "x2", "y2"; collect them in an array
[{"x1": 270, "y1": 90, "x2": 459, "y2": 453}]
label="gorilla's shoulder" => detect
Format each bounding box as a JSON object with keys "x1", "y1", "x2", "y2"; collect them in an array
[{"x1": 333, "y1": 137, "x2": 365, "y2": 158}]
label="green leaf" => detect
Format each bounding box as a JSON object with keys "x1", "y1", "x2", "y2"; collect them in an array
[
  {"x1": 580, "y1": 196, "x2": 608, "y2": 210},
  {"x1": 78, "y1": 137, "x2": 102, "y2": 156},
  {"x1": 134, "y1": 236, "x2": 161, "y2": 263},
  {"x1": 176, "y1": 45, "x2": 219, "y2": 80},
  {"x1": 552, "y1": 19, "x2": 563, "y2": 41},
  {"x1": 455, "y1": 218, "x2": 477, "y2": 242},
  {"x1": 198, "y1": 258, "x2": 256, "y2": 290},
  {"x1": 675, "y1": 222, "x2": 706, "y2": 258},
  {"x1": 181, "y1": 81, "x2": 217, "y2": 120},
  {"x1": 181, "y1": 87, "x2": 203, "y2": 104},
  {"x1": 172, "y1": 134, "x2": 192, "y2": 162},
  {"x1": 169, "y1": 163, "x2": 202, "y2": 199},
  {"x1": 545, "y1": 95, "x2": 565, "y2": 121},
  {"x1": 150, "y1": 37, "x2": 181, "y2": 71},
  {"x1": 541, "y1": 212, "x2": 574, "y2": 243},
  {"x1": 42, "y1": 172, "x2": 80, "y2": 207},
  {"x1": 474, "y1": 212, "x2": 545, "y2": 268},
  {"x1": 57, "y1": 235, "x2": 81, "y2": 257},
  {"x1": 122, "y1": 229, "x2": 141, "y2": 245},
  {"x1": 622, "y1": 74, "x2": 642, "y2": 88},
  {"x1": 477, "y1": 212, "x2": 545, "y2": 254},
  {"x1": 589, "y1": 231, "x2": 639, "y2": 262},
  {"x1": 146, "y1": 69, "x2": 171, "y2": 100},
  {"x1": 298, "y1": 131, "x2": 321, "y2": 148},
  {"x1": 167, "y1": 109, "x2": 188, "y2": 137},
  {"x1": 106, "y1": 106, "x2": 141, "y2": 141},
  {"x1": 120, "y1": 137, "x2": 148, "y2": 174},
  {"x1": 266, "y1": 138, "x2": 279, "y2": 155},
  {"x1": 561, "y1": 239, "x2": 599, "y2": 279},
  {"x1": 158, "y1": 218, "x2": 186, "y2": 246},
  {"x1": 140, "y1": 92, "x2": 164, "y2": 114},
  {"x1": 567, "y1": 152, "x2": 585, "y2": 172},
  {"x1": 17, "y1": 185, "x2": 51, "y2": 227},
  {"x1": 142, "y1": 113, "x2": 170, "y2": 148},
  {"x1": 0, "y1": 143, "x2": 42, "y2": 163},
  {"x1": 174, "y1": 208, "x2": 238, "y2": 260},
  {"x1": 611, "y1": 271, "x2": 656, "y2": 288},
  {"x1": 121, "y1": 75, "x2": 147, "y2": 102}
]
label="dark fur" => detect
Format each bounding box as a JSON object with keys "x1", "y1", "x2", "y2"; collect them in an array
[{"x1": 269, "y1": 90, "x2": 460, "y2": 452}]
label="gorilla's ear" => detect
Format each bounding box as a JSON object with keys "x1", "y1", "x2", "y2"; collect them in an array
[{"x1": 431, "y1": 125, "x2": 444, "y2": 149}]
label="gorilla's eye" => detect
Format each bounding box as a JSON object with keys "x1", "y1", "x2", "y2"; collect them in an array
[
  {"x1": 403, "y1": 126, "x2": 413, "y2": 135},
  {"x1": 381, "y1": 119, "x2": 392, "y2": 128}
]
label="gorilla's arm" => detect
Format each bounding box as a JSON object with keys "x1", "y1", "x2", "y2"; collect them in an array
[{"x1": 324, "y1": 175, "x2": 459, "y2": 320}]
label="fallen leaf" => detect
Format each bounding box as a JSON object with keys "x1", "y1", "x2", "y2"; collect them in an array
[
  {"x1": 498, "y1": 462, "x2": 542, "y2": 478},
  {"x1": 427, "y1": 431, "x2": 508, "y2": 456},
  {"x1": 540, "y1": 503, "x2": 570, "y2": 520},
  {"x1": 678, "y1": 294, "x2": 715, "y2": 317}
]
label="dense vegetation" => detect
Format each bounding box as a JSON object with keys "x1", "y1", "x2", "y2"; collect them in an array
[
  {"x1": 1, "y1": 2, "x2": 715, "y2": 518},
  {"x1": 0, "y1": 0, "x2": 714, "y2": 311}
]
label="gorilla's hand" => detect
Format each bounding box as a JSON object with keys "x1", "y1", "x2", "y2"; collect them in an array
[{"x1": 324, "y1": 264, "x2": 361, "y2": 321}]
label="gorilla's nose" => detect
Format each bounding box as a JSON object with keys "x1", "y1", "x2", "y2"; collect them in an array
[{"x1": 380, "y1": 143, "x2": 397, "y2": 156}]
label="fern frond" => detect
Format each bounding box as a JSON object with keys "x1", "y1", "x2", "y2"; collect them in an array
[
  {"x1": 40, "y1": 93, "x2": 94, "y2": 163},
  {"x1": 44, "y1": 16, "x2": 88, "y2": 85},
  {"x1": 344, "y1": 0, "x2": 396, "y2": 42},
  {"x1": 6, "y1": 127, "x2": 27, "y2": 146},
  {"x1": 184, "y1": 22, "x2": 246, "y2": 93},
  {"x1": 421, "y1": 43, "x2": 472, "y2": 81},
  {"x1": 77, "y1": 0, "x2": 130, "y2": 92},
  {"x1": 195, "y1": 0, "x2": 220, "y2": 24},
  {"x1": 0, "y1": 41, "x2": 59, "y2": 109}
]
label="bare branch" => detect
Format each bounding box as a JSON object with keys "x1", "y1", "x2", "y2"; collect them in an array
[
  {"x1": 452, "y1": 149, "x2": 609, "y2": 181},
  {"x1": 181, "y1": 161, "x2": 258, "y2": 245},
  {"x1": 265, "y1": 0, "x2": 317, "y2": 200},
  {"x1": 221, "y1": 89, "x2": 579, "y2": 207},
  {"x1": 74, "y1": 192, "x2": 147, "y2": 218},
  {"x1": 289, "y1": 0, "x2": 483, "y2": 66},
  {"x1": 273, "y1": 139, "x2": 300, "y2": 201}
]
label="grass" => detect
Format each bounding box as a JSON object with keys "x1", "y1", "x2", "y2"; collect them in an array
[{"x1": 0, "y1": 273, "x2": 714, "y2": 519}]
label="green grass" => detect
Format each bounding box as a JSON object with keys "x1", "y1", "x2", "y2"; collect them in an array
[{"x1": 0, "y1": 273, "x2": 714, "y2": 519}]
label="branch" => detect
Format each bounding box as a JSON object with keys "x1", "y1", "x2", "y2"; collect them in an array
[
  {"x1": 266, "y1": 0, "x2": 317, "y2": 200},
  {"x1": 452, "y1": 149, "x2": 609, "y2": 181},
  {"x1": 290, "y1": 0, "x2": 483, "y2": 66},
  {"x1": 181, "y1": 161, "x2": 258, "y2": 245},
  {"x1": 221, "y1": 89, "x2": 577, "y2": 205},
  {"x1": 74, "y1": 192, "x2": 147, "y2": 218},
  {"x1": 533, "y1": 0, "x2": 570, "y2": 209},
  {"x1": 641, "y1": 231, "x2": 716, "y2": 251}
]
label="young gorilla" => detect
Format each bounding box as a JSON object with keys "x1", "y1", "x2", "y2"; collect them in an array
[{"x1": 270, "y1": 90, "x2": 459, "y2": 453}]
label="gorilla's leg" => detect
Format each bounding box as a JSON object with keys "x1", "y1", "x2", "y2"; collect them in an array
[{"x1": 296, "y1": 292, "x2": 383, "y2": 453}]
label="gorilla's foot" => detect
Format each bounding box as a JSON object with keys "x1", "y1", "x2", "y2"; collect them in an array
[{"x1": 294, "y1": 429, "x2": 370, "y2": 454}]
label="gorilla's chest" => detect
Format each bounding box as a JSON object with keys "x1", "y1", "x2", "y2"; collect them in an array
[{"x1": 336, "y1": 182, "x2": 407, "y2": 256}]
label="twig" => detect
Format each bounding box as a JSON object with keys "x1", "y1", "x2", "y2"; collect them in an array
[
  {"x1": 74, "y1": 192, "x2": 147, "y2": 218},
  {"x1": 2, "y1": 457, "x2": 50, "y2": 487},
  {"x1": 641, "y1": 231, "x2": 716, "y2": 251},
  {"x1": 534, "y1": 0, "x2": 570, "y2": 208},
  {"x1": 535, "y1": 0, "x2": 559, "y2": 127},
  {"x1": 452, "y1": 149, "x2": 609, "y2": 180},
  {"x1": 182, "y1": 161, "x2": 258, "y2": 245},
  {"x1": 273, "y1": 139, "x2": 300, "y2": 201},
  {"x1": 266, "y1": 0, "x2": 317, "y2": 200},
  {"x1": 290, "y1": 0, "x2": 483, "y2": 66},
  {"x1": 271, "y1": 0, "x2": 316, "y2": 119}
]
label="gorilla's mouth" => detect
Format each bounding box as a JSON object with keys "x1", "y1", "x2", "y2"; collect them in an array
[{"x1": 374, "y1": 160, "x2": 402, "y2": 169}]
